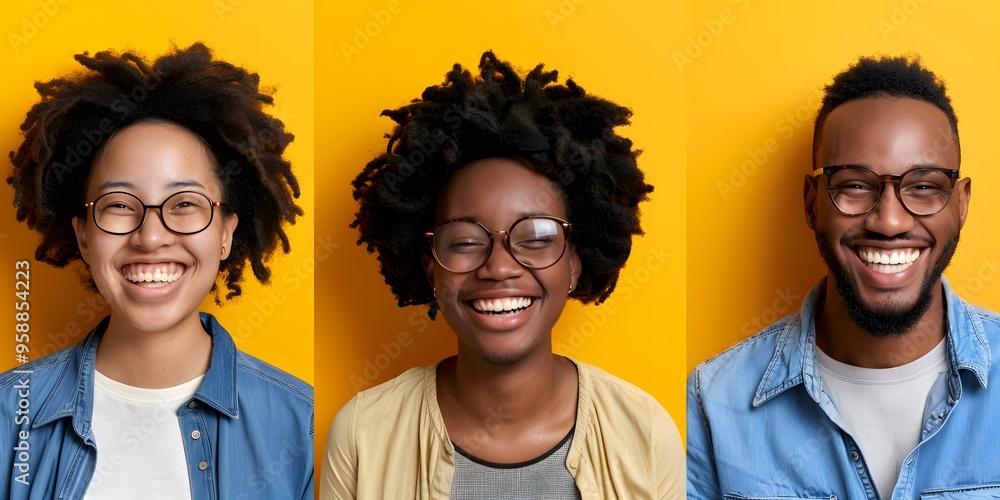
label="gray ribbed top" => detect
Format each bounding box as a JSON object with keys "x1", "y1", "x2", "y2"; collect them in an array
[{"x1": 450, "y1": 429, "x2": 581, "y2": 499}]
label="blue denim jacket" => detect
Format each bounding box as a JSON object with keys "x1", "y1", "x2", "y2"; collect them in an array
[
  {"x1": 688, "y1": 278, "x2": 1000, "y2": 500},
  {"x1": 0, "y1": 313, "x2": 314, "y2": 499}
]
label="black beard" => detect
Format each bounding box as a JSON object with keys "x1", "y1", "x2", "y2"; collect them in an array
[{"x1": 814, "y1": 229, "x2": 958, "y2": 338}]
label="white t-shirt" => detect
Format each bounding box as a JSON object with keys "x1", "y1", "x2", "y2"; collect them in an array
[
  {"x1": 84, "y1": 371, "x2": 204, "y2": 499},
  {"x1": 816, "y1": 339, "x2": 947, "y2": 498}
]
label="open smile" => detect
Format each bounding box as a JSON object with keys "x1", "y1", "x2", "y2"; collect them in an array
[
  {"x1": 856, "y1": 246, "x2": 921, "y2": 274},
  {"x1": 121, "y1": 262, "x2": 187, "y2": 289},
  {"x1": 469, "y1": 296, "x2": 534, "y2": 318}
]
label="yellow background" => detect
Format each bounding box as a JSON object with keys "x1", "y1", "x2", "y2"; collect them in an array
[
  {"x1": 0, "y1": 0, "x2": 315, "y2": 384},
  {"x1": 8, "y1": 0, "x2": 992, "y2": 487},
  {"x1": 687, "y1": 1, "x2": 1000, "y2": 370},
  {"x1": 315, "y1": 0, "x2": 687, "y2": 479}
]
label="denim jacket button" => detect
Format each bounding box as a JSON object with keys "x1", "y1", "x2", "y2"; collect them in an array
[
  {"x1": 191, "y1": 430, "x2": 201, "y2": 440},
  {"x1": 850, "y1": 451, "x2": 859, "y2": 461},
  {"x1": 187, "y1": 400, "x2": 199, "y2": 409},
  {"x1": 198, "y1": 461, "x2": 209, "y2": 471}
]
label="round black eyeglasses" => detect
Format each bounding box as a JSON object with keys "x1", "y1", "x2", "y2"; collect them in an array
[{"x1": 83, "y1": 191, "x2": 225, "y2": 235}]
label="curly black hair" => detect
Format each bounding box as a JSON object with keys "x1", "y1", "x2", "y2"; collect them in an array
[
  {"x1": 813, "y1": 54, "x2": 960, "y2": 167},
  {"x1": 352, "y1": 51, "x2": 652, "y2": 318},
  {"x1": 7, "y1": 42, "x2": 302, "y2": 301}
]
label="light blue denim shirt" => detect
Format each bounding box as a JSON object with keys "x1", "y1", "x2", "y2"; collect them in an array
[
  {"x1": 688, "y1": 277, "x2": 1000, "y2": 500},
  {"x1": 0, "y1": 313, "x2": 314, "y2": 499}
]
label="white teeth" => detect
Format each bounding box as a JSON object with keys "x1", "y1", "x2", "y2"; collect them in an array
[
  {"x1": 857, "y1": 248, "x2": 921, "y2": 274},
  {"x1": 122, "y1": 267, "x2": 184, "y2": 284},
  {"x1": 471, "y1": 297, "x2": 533, "y2": 314}
]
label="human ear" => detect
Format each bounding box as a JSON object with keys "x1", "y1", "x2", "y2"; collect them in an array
[
  {"x1": 220, "y1": 213, "x2": 239, "y2": 260},
  {"x1": 957, "y1": 177, "x2": 972, "y2": 229},
  {"x1": 72, "y1": 216, "x2": 90, "y2": 265},
  {"x1": 568, "y1": 248, "x2": 582, "y2": 293},
  {"x1": 803, "y1": 174, "x2": 819, "y2": 230}
]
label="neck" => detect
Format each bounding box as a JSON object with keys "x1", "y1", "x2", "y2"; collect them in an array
[
  {"x1": 441, "y1": 347, "x2": 573, "y2": 425},
  {"x1": 815, "y1": 278, "x2": 947, "y2": 368},
  {"x1": 95, "y1": 312, "x2": 212, "y2": 388}
]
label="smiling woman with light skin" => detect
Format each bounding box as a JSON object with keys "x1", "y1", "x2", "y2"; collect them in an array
[
  {"x1": 0, "y1": 44, "x2": 313, "y2": 499},
  {"x1": 322, "y1": 52, "x2": 684, "y2": 499}
]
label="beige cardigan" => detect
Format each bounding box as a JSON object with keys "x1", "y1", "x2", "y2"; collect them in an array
[{"x1": 321, "y1": 358, "x2": 684, "y2": 499}]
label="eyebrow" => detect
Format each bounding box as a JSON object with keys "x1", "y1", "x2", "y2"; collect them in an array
[{"x1": 97, "y1": 178, "x2": 207, "y2": 190}]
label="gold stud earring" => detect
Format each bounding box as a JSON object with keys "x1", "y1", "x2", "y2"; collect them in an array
[{"x1": 568, "y1": 283, "x2": 574, "y2": 293}]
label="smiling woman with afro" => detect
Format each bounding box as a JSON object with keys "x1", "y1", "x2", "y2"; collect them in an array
[
  {"x1": 2, "y1": 43, "x2": 313, "y2": 499},
  {"x1": 324, "y1": 51, "x2": 683, "y2": 499}
]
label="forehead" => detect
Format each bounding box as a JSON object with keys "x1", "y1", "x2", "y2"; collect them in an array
[
  {"x1": 86, "y1": 121, "x2": 219, "y2": 196},
  {"x1": 435, "y1": 158, "x2": 567, "y2": 222},
  {"x1": 817, "y1": 97, "x2": 958, "y2": 172}
]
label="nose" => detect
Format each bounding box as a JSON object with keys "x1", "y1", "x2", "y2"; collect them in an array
[
  {"x1": 864, "y1": 182, "x2": 915, "y2": 237},
  {"x1": 475, "y1": 232, "x2": 525, "y2": 281},
  {"x1": 130, "y1": 207, "x2": 176, "y2": 249}
]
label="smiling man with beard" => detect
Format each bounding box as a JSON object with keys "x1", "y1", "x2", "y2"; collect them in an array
[{"x1": 688, "y1": 56, "x2": 1000, "y2": 499}]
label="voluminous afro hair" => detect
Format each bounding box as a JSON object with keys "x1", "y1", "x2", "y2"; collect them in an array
[
  {"x1": 352, "y1": 51, "x2": 652, "y2": 317},
  {"x1": 813, "y1": 54, "x2": 960, "y2": 167},
  {"x1": 7, "y1": 42, "x2": 302, "y2": 301}
]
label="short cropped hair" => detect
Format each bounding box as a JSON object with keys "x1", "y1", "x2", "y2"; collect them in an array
[{"x1": 813, "y1": 55, "x2": 960, "y2": 166}]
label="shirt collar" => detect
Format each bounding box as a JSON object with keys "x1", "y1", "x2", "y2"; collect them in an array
[
  {"x1": 753, "y1": 276, "x2": 992, "y2": 407},
  {"x1": 33, "y1": 316, "x2": 106, "y2": 435},
  {"x1": 192, "y1": 312, "x2": 239, "y2": 418},
  {"x1": 33, "y1": 312, "x2": 240, "y2": 435},
  {"x1": 942, "y1": 277, "x2": 992, "y2": 388}
]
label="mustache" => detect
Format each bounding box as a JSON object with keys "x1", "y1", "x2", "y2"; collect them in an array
[{"x1": 841, "y1": 231, "x2": 933, "y2": 246}]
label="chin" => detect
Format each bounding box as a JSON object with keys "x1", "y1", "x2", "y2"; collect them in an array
[
  {"x1": 464, "y1": 338, "x2": 540, "y2": 366},
  {"x1": 114, "y1": 302, "x2": 199, "y2": 333},
  {"x1": 472, "y1": 351, "x2": 530, "y2": 366},
  {"x1": 816, "y1": 229, "x2": 959, "y2": 339}
]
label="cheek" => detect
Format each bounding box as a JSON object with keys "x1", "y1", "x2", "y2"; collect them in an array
[
  {"x1": 84, "y1": 229, "x2": 119, "y2": 267},
  {"x1": 815, "y1": 201, "x2": 841, "y2": 227},
  {"x1": 433, "y1": 273, "x2": 464, "y2": 305},
  {"x1": 82, "y1": 231, "x2": 124, "y2": 295},
  {"x1": 197, "y1": 224, "x2": 228, "y2": 254},
  {"x1": 926, "y1": 219, "x2": 961, "y2": 244}
]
